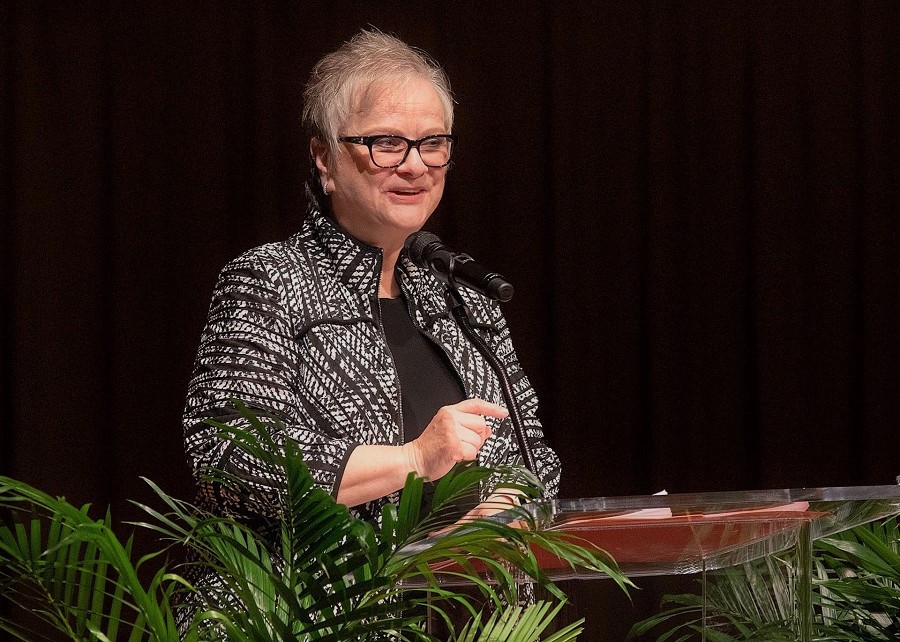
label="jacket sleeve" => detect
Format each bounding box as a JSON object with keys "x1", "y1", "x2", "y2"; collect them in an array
[
  {"x1": 183, "y1": 251, "x2": 358, "y2": 520},
  {"x1": 479, "y1": 301, "x2": 562, "y2": 499}
]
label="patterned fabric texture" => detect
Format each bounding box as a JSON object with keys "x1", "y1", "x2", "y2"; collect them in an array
[{"x1": 183, "y1": 205, "x2": 561, "y2": 526}]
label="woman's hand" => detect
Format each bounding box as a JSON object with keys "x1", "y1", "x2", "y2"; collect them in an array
[
  {"x1": 336, "y1": 398, "x2": 506, "y2": 508},
  {"x1": 427, "y1": 490, "x2": 527, "y2": 536},
  {"x1": 402, "y1": 398, "x2": 508, "y2": 481},
  {"x1": 461, "y1": 490, "x2": 524, "y2": 520}
]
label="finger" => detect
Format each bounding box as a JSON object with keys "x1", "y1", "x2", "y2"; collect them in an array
[
  {"x1": 457, "y1": 424, "x2": 487, "y2": 450},
  {"x1": 456, "y1": 413, "x2": 492, "y2": 442},
  {"x1": 454, "y1": 397, "x2": 509, "y2": 419}
]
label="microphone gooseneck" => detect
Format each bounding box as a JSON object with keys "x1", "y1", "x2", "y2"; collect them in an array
[{"x1": 404, "y1": 231, "x2": 537, "y2": 475}]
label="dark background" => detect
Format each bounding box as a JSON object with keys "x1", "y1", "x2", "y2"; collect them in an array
[{"x1": 2, "y1": 1, "x2": 898, "y2": 638}]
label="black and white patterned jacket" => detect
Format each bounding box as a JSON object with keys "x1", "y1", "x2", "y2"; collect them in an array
[{"x1": 183, "y1": 206, "x2": 561, "y2": 524}]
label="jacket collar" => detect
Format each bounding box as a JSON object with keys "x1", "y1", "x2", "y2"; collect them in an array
[
  {"x1": 305, "y1": 205, "x2": 383, "y2": 298},
  {"x1": 304, "y1": 203, "x2": 454, "y2": 320}
]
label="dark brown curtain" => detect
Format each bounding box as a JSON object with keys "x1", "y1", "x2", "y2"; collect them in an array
[{"x1": 2, "y1": 1, "x2": 898, "y2": 638}]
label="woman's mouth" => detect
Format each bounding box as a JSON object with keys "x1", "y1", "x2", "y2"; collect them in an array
[{"x1": 387, "y1": 188, "x2": 425, "y2": 201}]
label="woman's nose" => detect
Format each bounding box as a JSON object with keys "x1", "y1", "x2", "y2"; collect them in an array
[{"x1": 395, "y1": 146, "x2": 429, "y2": 175}]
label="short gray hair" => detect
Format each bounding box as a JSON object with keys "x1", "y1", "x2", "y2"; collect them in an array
[{"x1": 303, "y1": 29, "x2": 454, "y2": 156}]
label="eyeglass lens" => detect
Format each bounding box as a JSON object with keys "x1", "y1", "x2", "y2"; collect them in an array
[{"x1": 371, "y1": 136, "x2": 452, "y2": 168}]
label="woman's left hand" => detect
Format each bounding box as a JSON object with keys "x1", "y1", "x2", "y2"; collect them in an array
[{"x1": 459, "y1": 489, "x2": 526, "y2": 522}]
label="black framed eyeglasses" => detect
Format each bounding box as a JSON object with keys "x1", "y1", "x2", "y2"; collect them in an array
[{"x1": 338, "y1": 134, "x2": 456, "y2": 168}]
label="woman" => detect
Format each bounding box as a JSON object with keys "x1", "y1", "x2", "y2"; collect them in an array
[{"x1": 183, "y1": 28, "x2": 559, "y2": 540}]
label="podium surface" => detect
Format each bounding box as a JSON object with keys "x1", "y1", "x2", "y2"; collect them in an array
[
  {"x1": 526, "y1": 485, "x2": 900, "y2": 641},
  {"x1": 526, "y1": 485, "x2": 900, "y2": 579}
]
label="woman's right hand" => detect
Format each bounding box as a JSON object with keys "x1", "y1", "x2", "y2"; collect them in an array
[{"x1": 402, "y1": 398, "x2": 509, "y2": 481}]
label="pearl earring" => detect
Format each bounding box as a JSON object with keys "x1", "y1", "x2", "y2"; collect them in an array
[{"x1": 322, "y1": 182, "x2": 330, "y2": 196}]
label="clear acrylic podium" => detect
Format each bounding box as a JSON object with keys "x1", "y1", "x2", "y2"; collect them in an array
[
  {"x1": 407, "y1": 485, "x2": 900, "y2": 641},
  {"x1": 524, "y1": 485, "x2": 900, "y2": 640}
]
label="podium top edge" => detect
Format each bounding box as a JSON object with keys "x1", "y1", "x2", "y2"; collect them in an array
[{"x1": 537, "y1": 485, "x2": 900, "y2": 514}]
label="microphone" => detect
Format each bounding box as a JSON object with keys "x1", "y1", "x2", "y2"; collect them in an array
[{"x1": 404, "y1": 231, "x2": 514, "y2": 302}]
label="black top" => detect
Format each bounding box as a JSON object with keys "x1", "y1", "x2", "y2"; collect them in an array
[
  {"x1": 379, "y1": 296, "x2": 466, "y2": 441},
  {"x1": 380, "y1": 295, "x2": 467, "y2": 515}
]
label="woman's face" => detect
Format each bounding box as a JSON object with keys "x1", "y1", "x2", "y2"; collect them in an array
[{"x1": 313, "y1": 77, "x2": 449, "y2": 251}]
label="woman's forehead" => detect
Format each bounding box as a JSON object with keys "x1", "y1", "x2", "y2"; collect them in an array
[{"x1": 347, "y1": 78, "x2": 449, "y2": 129}]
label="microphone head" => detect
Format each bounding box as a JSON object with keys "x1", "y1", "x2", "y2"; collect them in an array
[
  {"x1": 491, "y1": 279, "x2": 515, "y2": 303},
  {"x1": 404, "y1": 230, "x2": 442, "y2": 267}
]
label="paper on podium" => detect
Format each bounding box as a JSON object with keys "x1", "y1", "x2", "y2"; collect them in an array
[{"x1": 571, "y1": 490, "x2": 673, "y2": 522}]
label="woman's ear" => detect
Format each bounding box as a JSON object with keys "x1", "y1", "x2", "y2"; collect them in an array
[{"x1": 310, "y1": 137, "x2": 331, "y2": 191}]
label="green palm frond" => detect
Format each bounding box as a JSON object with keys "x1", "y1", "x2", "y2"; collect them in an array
[
  {"x1": 454, "y1": 601, "x2": 584, "y2": 642},
  {"x1": 164, "y1": 401, "x2": 629, "y2": 639},
  {"x1": 1, "y1": 400, "x2": 632, "y2": 641},
  {"x1": 814, "y1": 518, "x2": 900, "y2": 640},
  {"x1": 633, "y1": 517, "x2": 900, "y2": 641},
  {"x1": 0, "y1": 478, "x2": 181, "y2": 641}
]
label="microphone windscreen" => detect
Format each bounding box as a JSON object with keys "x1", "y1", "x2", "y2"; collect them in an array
[{"x1": 404, "y1": 231, "x2": 442, "y2": 266}]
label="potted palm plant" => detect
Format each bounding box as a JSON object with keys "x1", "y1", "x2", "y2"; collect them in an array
[{"x1": 0, "y1": 403, "x2": 630, "y2": 641}]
